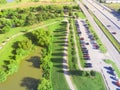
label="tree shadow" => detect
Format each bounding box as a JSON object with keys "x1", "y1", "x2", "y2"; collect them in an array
[
  {"x1": 24, "y1": 32, "x2": 37, "y2": 45},
  {"x1": 21, "y1": 77, "x2": 39, "y2": 90},
  {"x1": 58, "y1": 69, "x2": 84, "y2": 76},
  {"x1": 52, "y1": 52, "x2": 67, "y2": 57},
  {"x1": 55, "y1": 48, "x2": 67, "y2": 51},
  {"x1": 51, "y1": 57, "x2": 63, "y2": 63},
  {"x1": 26, "y1": 56, "x2": 40, "y2": 68},
  {"x1": 54, "y1": 64, "x2": 68, "y2": 69},
  {"x1": 54, "y1": 40, "x2": 65, "y2": 43}
]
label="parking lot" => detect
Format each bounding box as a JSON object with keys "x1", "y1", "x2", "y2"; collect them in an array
[
  {"x1": 75, "y1": 19, "x2": 101, "y2": 71},
  {"x1": 75, "y1": 18, "x2": 120, "y2": 90}
]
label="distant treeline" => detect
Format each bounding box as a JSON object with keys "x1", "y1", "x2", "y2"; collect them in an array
[{"x1": 0, "y1": 5, "x2": 79, "y2": 33}]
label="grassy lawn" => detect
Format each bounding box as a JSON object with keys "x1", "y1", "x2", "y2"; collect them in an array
[
  {"x1": 104, "y1": 59, "x2": 120, "y2": 78},
  {"x1": 0, "y1": 18, "x2": 62, "y2": 44},
  {"x1": 104, "y1": 3, "x2": 120, "y2": 11},
  {"x1": 0, "y1": 35, "x2": 28, "y2": 65},
  {"x1": 72, "y1": 72, "x2": 106, "y2": 90},
  {"x1": 0, "y1": 0, "x2": 74, "y2": 10},
  {"x1": 76, "y1": 11, "x2": 86, "y2": 19},
  {"x1": 72, "y1": 19, "x2": 85, "y2": 67},
  {"x1": 91, "y1": 11, "x2": 120, "y2": 52},
  {"x1": 51, "y1": 21, "x2": 70, "y2": 90}
]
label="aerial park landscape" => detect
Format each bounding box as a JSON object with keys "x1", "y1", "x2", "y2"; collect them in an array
[{"x1": 0, "y1": 0, "x2": 120, "y2": 90}]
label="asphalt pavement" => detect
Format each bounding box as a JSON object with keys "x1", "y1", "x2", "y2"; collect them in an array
[{"x1": 83, "y1": 0, "x2": 120, "y2": 44}]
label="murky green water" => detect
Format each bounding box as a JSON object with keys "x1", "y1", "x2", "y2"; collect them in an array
[{"x1": 0, "y1": 47, "x2": 42, "y2": 90}]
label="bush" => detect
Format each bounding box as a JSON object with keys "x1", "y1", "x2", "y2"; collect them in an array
[{"x1": 90, "y1": 70, "x2": 96, "y2": 76}]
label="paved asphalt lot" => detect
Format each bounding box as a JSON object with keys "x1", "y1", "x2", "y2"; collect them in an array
[{"x1": 77, "y1": 18, "x2": 120, "y2": 90}]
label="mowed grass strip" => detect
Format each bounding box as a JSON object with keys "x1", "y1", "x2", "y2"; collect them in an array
[
  {"x1": 51, "y1": 22, "x2": 70, "y2": 90},
  {"x1": 104, "y1": 3, "x2": 120, "y2": 11},
  {"x1": 90, "y1": 10, "x2": 120, "y2": 52},
  {"x1": 72, "y1": 72, "x2": 106, "y2": 90}
]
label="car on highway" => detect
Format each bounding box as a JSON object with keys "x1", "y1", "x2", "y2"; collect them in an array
[{"x1": 111, "y1": 32, "x2": 116, "y2": 35}]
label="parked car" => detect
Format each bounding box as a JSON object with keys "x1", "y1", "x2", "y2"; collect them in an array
[
  {"x1": 111, "y1": 32, "x2": 116, "y2": 35},
  {"x1": 86, "y1": 42, "x2": 89, "y2": 45},
  {"x1": 80, "y1": 37, "x2": 84, "y2": 40},
  {"x1": 84, "y1": 63, "x2": 92, "y2": 68}
]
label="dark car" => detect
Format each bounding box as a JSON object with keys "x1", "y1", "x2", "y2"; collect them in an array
[
  {"x1": 86, "y1": 42, "x2": 89, "y2": 45},
  {"x1": 80, "y1": 37, "x2": 84, "y2": 40},
  {"x1": 82, "y1": 50, "x2": 88, "y2": 53},
  {"x1": 111, "y1": 32, "x2": 116, "y2": 35},
  {"x1": 84, "y1": 57, "x2": 90, "y2": 60},
  {"x1": 93, "y1": 44, "x2": 99, "y2": 49},
  {"x1": 108, "y1": 66, "x2": 114, "y2": 71},
  {"x1": 84, "y1": 63, "x2": 92, "y2": 68}
]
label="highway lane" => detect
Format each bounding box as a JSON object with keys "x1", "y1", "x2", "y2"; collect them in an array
[
  {"x1": 82, "y1": 0, "x2": 120, "y2": 44},
  {"x1": 79, "y1": 0, "x2": 120, "y2": 71},
  {"x1": 76, "y1": 0, "x2": 120, "y2": 89}
]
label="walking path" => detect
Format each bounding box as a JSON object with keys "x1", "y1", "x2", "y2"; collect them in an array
[
  {"x1": 62, "y1": 19, "x2": 76, "y2": 90},
  {"x1": 0, "y1": 21, "x2": 60, "y2": 50}
]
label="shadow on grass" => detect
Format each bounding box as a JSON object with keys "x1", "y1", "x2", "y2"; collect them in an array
[
  {"x1": 21, "y1": 77, "x2": 39, "y2": 90},
  {"x1": 54, "y1": 40, "x2": 65, "y2": 43},
  {"x1": 58, "y1": 70, "x2": 84, "y2": 76},
  {"x1": 55, "y1": 48, "x2": 67, "y2": 51},
  {"x1": 54, "y1": 65, "x2": 68, "y2": 69},
  {"x1": 52, "y1": 52, "x2": 67, "y2": 57},
  {"x1": 51, "y1": 57, "x2": 66, "y2": 63},
  {"x1": 26, "y1": 56, "x2": 40, "y2": 68}
]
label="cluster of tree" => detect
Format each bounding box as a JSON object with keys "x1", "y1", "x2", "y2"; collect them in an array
[
  {"x1": 0, "y1": 0, "x2": 6, "y2": 4},
  {"x1": 68, "y1": 19, "x2": 77, "y2": 70},
  {"x1": 37, "y1": 51, "x2": 53, "y2": 90},
  {"x1": 30, "y1": 29, "x2": 53, "y2": 90},
  {"x1": 0, "y1": 5, "x2": 79, "y2": 33},
  {"x1": 0, "y1": 28, "x2": 53, "y2": 85},
  {"x1": 0, "y1": 39, "x2": 32, "y2": 82}
]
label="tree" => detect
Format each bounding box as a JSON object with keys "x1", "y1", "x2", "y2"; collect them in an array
[
  {"x1": 37, "y1": 78, "x2": 51, "y2": 90},
  {"x1": 32, "y1": 29, "x2": 50, "y2": 47},
  {"x1": 17, "y1": 39, "x2": 32, "y2": 50},
  {"x1": 90, "y1": 70, "x2": 96, "y2": 76},
  {"x1": 1, "y1": 25, "x2": 10, "y2": 33},
  {"x1": 0, "y1": 70, "x2": 7, "y2": 82},
  {"x1": 0, "y1": 0, "x2": 7, "y2": 4}
]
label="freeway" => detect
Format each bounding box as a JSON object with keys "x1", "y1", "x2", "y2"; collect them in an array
[
  {"x1": 76, "y1": 0, "x2": 120, "y2": 90},
  {"x1": 82, "y1": 0, "x2": 120, "y2": 44}
]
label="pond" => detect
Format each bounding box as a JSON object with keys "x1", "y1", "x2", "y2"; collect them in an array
[{"x1": 0, "y1": 47, "x2": 42, "y2": 90}]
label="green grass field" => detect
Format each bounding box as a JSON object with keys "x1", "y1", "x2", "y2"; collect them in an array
[
  {"x1": 50, "y1": 21, "x2": 70, "y2": 90},
  {"x1": 0, "y1": 0, "x2": 74, "y2": 10},
  {"x1": 77, "y1": 11, "x2": 86, "y2": 19},
  {"x1": 104, "y1": 3, "x2": 120, "y2": 11},
  {"x1": 72, "y1": 72, "x2": 106, "y2": 90}
]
